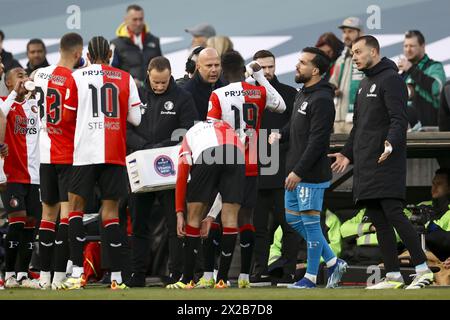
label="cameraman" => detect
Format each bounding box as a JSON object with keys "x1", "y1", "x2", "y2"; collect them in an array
[{"x1": 409, "y1": 168, "x2": 450, "y2": 261}]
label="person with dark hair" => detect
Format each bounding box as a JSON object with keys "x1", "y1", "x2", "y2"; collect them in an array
[
  {"x1": 25, "y1": 39, "x2": 49, "y2": 75},
  {"x1": 0, "y1": 30, "x2": 22, "y2": 73},
  {"x1": 249, "y1": 49, "x2": 299, "y2": 286},
  {"x1": 398, "y1": 30, "x2": 446, "y2": 128},
  {"x1": 62, "y1": 36, "x2": 142, "y2": 290},
  {"x1": 0, "y1": 31, "x2": 22, "y2": 96},
  {"x1": 126, "y1": 56, "x2": 198, "y2": 287},
  {"x1": 111, "y1": 4, "x2": 162, "y2": 94},
  {"x1": 270, "y1": 47, "x2": 347, "y2": 289},
  {"x1": 182, "y1": 47, "x2": 224, "y2": 120},
  {"x1": 329, "y1": 35, "x2": 433, "y2": 289},
  {"x1": 176, "y1": 46, "x2": 204, "y2": 87},
  {"x1": 329, "y1": 17, "x2": 365, "y2": 134},
  {"x1": 315, "y1": 32, "x2": 344, "y2": 81},
  {"x1": 410, "y1": 168, "x2": 450, "y2": 262},
  {"x1": 33, "y1": 32, "x2": 84, "y2": 290},
  {"x1": 206, "y1": 50, "x2": 286, "y2": 288},
  {"x1": 1, "y1": 67, "x2": 41, "y2": 289}
]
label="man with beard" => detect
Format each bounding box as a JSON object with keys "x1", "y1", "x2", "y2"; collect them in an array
[
  {"x1": 270, "y1": 47, "x2": 347, "y2": 289},
  {"x1": 329, "y1": 35, "x2": 433, "y2": 289},
  {"x1": 329, "y1": 17, "x2": 365, "y2": 133}
]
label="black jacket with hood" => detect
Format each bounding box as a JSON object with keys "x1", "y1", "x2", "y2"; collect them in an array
[
  {"x1": 282, "y1": 79, "x2": 335, "y2": 183},
  {"x1": 341, "y1": 57, "x2": 408, "y2": 202}
]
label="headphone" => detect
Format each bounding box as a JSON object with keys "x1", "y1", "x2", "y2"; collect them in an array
[{"x1": 185, "y1": 46, "x2": 205, "y2": 74}]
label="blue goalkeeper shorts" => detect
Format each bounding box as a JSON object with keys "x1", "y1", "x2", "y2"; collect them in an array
[{"x1": 285, "y1": 181, "x2": 330, "y2": 212}]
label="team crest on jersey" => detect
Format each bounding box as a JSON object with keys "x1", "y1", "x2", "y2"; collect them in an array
[
  {"x1": 154, "y1": 155, "x2": 176, "y2": 177},
  {"x1": 367, "y1": 84, "x2": 377, "y2": 97},
  {"x1": 164, "y1": 101, "x2": 174, "y2": 111},
  {"x1": 298, "y1": 101, "x2": 308, "y2": 115},
  {"x1": 9, "y1": 197, "x2": 19, "y2": 208},
  {"x1": 31, "y1": 105, "x2": 38, "y2": 113}
]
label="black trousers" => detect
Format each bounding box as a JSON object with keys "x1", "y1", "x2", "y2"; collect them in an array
[
  {"x1": 364, "y1": 198, "x2": 427, "y2": 272},
  {"x1": 128, "y1": 190, "x2": 183, "y2": 276},
  {"x1": 252, "y1": 188, "x2": 300, "y2": 276}
]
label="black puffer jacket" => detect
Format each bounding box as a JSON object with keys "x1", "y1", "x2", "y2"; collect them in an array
[
  {"x1": 127, "y1": 77, "x2": 199, "y2": 153},
  {"x1": 341, "y1": 57, "x2": 408, "y2": 202},
  {"x1": 111, "y1": 31, "x2": 162, "y2": 82}
]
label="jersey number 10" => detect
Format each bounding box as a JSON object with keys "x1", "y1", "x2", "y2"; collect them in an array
[{"x1": 89, "y1": 83, "x2": 119, "y2": 118}]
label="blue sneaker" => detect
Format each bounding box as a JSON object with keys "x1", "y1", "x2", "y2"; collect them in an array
[
  {"x1": 287, "y1": 278, "x2": 316, "y2": 289},
  {"x1": 326, "y1": 258, "x2": 348, "y2": 288}
]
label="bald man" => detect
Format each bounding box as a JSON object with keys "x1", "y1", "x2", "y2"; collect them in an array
[{"x1": 182, "y1": 48, "x2": 225, "y2": 120}]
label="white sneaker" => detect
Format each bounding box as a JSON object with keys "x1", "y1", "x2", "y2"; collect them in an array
[
  {"x1": 366, "y1": 278, "x2": 404, "y2": 289},
  {"x1": 51, "y1": 279, "x2": 66, "y2": 290},
  {"x1": 38, "y1": 279, "x2": 51, "y2": 290},
  {"x1": 20, "y1": 277, "x2": 41, "y2": 289},
  {"x1": 5, "y1": 277, "x2": 20, "y2": 288},
  {"x1": 405, "y1": 271, "x2": 434, "y2": 290}
]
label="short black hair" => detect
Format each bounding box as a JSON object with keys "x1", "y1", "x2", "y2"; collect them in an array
[
  {"x1": 353, "y1": 35, "x2": 380, "y2": 53},
  {"x1": 302, "y1": 47, "x2": 331, "y2": 75},
  {"x1": 148, "y1": 56, "x2": 171, "y2": 72},
  {"x1": 127, "y1": 4, "x2": 143, "y2": 12},
  {"x1": 435, "y1": 168, "x2": 450, "y2": 186},
  {"x1": 253, "y1": 50, "x2": 275, "y2": 62},
  {"x1": 0, "y1": 30, "x2": 4, "y2": 42},
  {"x1": 88, "y1": 36, "x2": 110, "y2": 62},
  {"x1": 60, "y1": 32, "x2": 83, "y2": 52},
  {"x1": 27, "y1": 38, "x2": 46, "y2": 53},
  {"x1": 221, "y1": 50, "x2": 245, "y2": 76},
  {"x1": 405, "y1": 30, "x2": 425, "y2": 46}
]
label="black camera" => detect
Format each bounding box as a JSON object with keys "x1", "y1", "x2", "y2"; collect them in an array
[{"x1": 407, "y1": 205, "x2": 434, "y2": 233}]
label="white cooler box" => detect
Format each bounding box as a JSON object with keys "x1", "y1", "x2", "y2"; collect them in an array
[{"x1": 126, "y1": 145, "x2": 183, "y2": 193}]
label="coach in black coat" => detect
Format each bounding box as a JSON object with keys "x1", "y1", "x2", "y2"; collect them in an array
[
  {"x1": 330, "y1": 36, "x2": 428, "y2": 283},
  {"x1": 340, "y1": 56, "x2": 408, "y2": 202}
]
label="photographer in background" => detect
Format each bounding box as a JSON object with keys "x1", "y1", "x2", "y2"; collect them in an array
[{"x1": 408, "y1": 168, "x2": 450, "y2": 261}]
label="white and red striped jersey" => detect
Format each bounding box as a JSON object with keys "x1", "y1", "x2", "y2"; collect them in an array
[
  {"x1": 69, "y1": 64, "x2": 141, "y2": 166},
  {"x1": 34, "y1": 65, "x2": 77, "y2": 164},
  {"x1": 207, "y1": 81, "x2": 267, "y2": 176},
  {"x1": 175, "y1": 120, "x2": 244, "y2": 213},
  {"x1": 0, "y1": 92, "x2": 40, "y2": 184}
]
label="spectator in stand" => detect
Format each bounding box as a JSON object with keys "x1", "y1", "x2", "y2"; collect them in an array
[
  {"x1": 315, "y1": 32, "x2": 344, "y2": 81},
  {"x1": 185, "y1": 23, "x2": 216, "y2": 48},
  {"x1": 111, "y1": 4, "x2": 162, "y2": 94},
  {"x1": 206, "y1": 36, "x2": 233, "y2": 57},
  {"x1": 398, "y1": 30, "x2": 446, "y2": 129}
]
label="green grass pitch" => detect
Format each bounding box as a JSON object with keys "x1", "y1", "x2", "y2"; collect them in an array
[{"x1": 1, "y1": 286, "x2": 450, "y2": 300}]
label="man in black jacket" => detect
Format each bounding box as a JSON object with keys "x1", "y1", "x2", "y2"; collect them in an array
[
  {"x1": 127, "y1": 57, "x2": 198, "y2": 287},
  {"x1": 182, "y1": 48, "x2": 224, "y2": 120},
  {"x1": 25, "y1": 39, "x2": 49, "y2": 75},
  {"x1": 329, "y1": 35, "x2": 433, "y2": 289},
  {"x1": 270, "y1": 47, "x2": 347, "y2": 289},
  {"x1": 0, "y1": 31, "x2": 21, "y2": 96},
  {"x1": 250, "y1": 50, "x2": 299, "y2": 286},
  {"x1": 111, "y1": 5, "x2": 162, "y2": 94}
]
